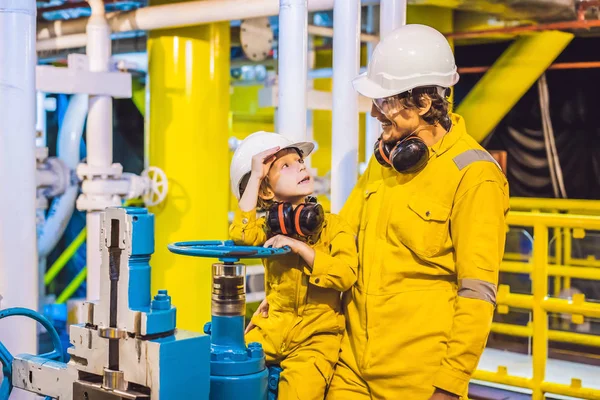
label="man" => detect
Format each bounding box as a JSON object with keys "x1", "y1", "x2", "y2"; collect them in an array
[{"x1": 325, "y1": 24, "x2": 509, "y2": 400}]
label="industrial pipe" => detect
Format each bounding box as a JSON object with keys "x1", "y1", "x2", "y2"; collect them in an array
[
  {"x1": 447, "y1": 18, "x2": 600, "y2": 40},
  {"x1": 364, "y1": 0, "x2": 407, "y2": 166},
  {"x1": 460, "y1": 61, "x2": 600, "y2": 74},
  {"x1": 363, "y1": 5, "x2": 378, "y2": 165},
  {"x1": 0, "y1": 0, "x2": 39, "y2": 378},
  {"x1": 38, "y1": 23, "x2": 378, "y2": 53},
  {"x1": 331, "y1": 0, "x2": 361, "y2": 212},
  {"x1": 83, "y1": 0, "x2": 118, "y2": 301},
  {"x1": 278, "y1": 0, "x2": 308, "y2": 143},
  {"x1": 380, "y1": 0, "x2": 407, "y2": 36},
  {"x1": 38, "y1": 94, "x2": 88, "y2": 259},
  {"x1": 36, "y1": 92, "x2": 47, "y2": 147},
  {"x1": 37, "y1": 0, "x2": 342, "y2": 50},
  {"x1": 307, "y1": 25, "x2": 378, "y2": 43}
]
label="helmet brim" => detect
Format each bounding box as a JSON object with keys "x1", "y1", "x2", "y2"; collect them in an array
[
  {"x1": 352, "y1": 71, "x2": 461, "y2": 100},
  {"x1": 352, "y1": 72, "x2": 403, "y2": 99},
  {"x1": 282, "y1": 141, "x2": 315, "y2": 158}
]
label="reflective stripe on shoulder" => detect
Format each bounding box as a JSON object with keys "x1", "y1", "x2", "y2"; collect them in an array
[
  {"x1": 453, "y1": 149, "x2": 501, "y2": 171},
  {"x1": 458, "y1": 278, "x2": 497, "y2": 306}
]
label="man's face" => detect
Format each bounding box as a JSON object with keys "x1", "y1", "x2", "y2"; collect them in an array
[{"x1": 371, "y1": 95, "x2": 424, "y2": 143}]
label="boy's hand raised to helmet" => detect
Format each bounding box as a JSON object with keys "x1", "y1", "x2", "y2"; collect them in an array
[
  {"x1": 239, "y1": 146, "x2": 280, "y2": 212},
  {"x1": 251, "y1": 146, "x2": 280, "y2": 181}
]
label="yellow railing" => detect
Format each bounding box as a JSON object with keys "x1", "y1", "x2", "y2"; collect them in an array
[
  {"x1": 510, "y1": 197, "x2": 600, "y2": 213},
  {"x1": 508, "y1": 197, "x2": 600, "y2": 301},
  {"x1": 475, "y1": 211, "x2": 600, "y2": 400}
]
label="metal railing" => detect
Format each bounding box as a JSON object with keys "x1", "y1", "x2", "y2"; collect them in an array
[{"x1": 475, "y1": 210, "x2": 600, "y2": 400}]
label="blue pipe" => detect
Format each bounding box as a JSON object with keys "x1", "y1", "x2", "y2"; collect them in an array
[{"x1": 0, "y1": 307, "x2": 65, "y2": 400}]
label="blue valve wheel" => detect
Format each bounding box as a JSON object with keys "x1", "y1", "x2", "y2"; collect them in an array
[
  {"x1": 168, "y1": 240, "x2": 290, "y2": 262},
  {"x1": 0, "y1": 307, "x2": 65, "y2": 400}
]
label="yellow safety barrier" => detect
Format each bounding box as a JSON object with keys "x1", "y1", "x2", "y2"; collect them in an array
[
  {"x1": 507, "y1": 198, "x2": 600, "y2": 298},
  {"x1": 476, "y1": 211, "x2": 600, "y2": 400},
  {"x1": 510, "y1": 197, "x2": 600, "y2": 213},
  {"x1": 491, "y1": 322, "x2": 600, "y2": 347}
]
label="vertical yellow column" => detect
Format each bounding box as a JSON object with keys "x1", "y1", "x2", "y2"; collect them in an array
[
  {"x1": 147, "y1": 3, "x2": 230, "y2": 331},
  {"x1": 532, "y1": 224, "x2": 549, "y2": 400}
]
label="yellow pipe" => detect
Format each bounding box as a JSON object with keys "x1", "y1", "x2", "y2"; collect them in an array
[
  {"x1": 500, "y1": 261, "x2": 533, "y2": 274},
  {"x1": 531, "y1": 223, "x2": 548, "y2": 400},
  {"x1": 147, "y1": 1, "x2": 230, "y2": 331},
  {"x1": 544, "y1": 297, "x2": 600, "y2": 319},
  {"x1": 131, "y1": 79, "x2": 145, "y2": 117},
  {"x1": 547, "y1": 265, "x2": 600, "y2": 280},
  {"x1": 541, "y1": 382, "x2": 600, "y2": 400},
  {"x1": 498, "y1": 291, "x2": 535, "y2": 310},
  {"x1": 504, "y1": 252, "x2": 531, "y2": 262},
  {"x1": 491, "y1": 323, "x2": 600, "y2": 347},
  {"x1": 472, "y1": 370, "x2": 532, "y2": 390},
  {"x1": 507, "y1": 212, "x2": 600, "y2": 230},
  {"x1": 501, "y1": 261, "x2": 600, "y2": 280},
  {"x1": 566, "y1": 257, "x2": 600, "y2": 268},
  {"x1": 56, "y1": 266, "x2": 87, "y2": 304},
  {"x1": 45, "y1": 228, "x2": 87, "y2": 285},
  {"x1": 456, "y1": 31, "x2": 573, "y2": 143},
  {"x1": 498, "y1": 290, "x2": 600, "y2": 318},
  {"x1": 504, "y1": 253, "x2": 600, "y2": 268},
  {"x1": 553, "y1": 223, "x2": 562, "y2": 299},
  {"x1": 472, "y1": 371, "x2": 600, "y2": 400},
  {"x1": 564, "y1": 228, "x2": 572, "y2": 290},
  {"x1": 510, "y1": 197, "x2": 600, "y2": 212}
]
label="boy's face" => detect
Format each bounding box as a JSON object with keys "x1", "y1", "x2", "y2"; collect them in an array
[{"x1": 266, "y1": 149, "x2": 314, "y2": 203}]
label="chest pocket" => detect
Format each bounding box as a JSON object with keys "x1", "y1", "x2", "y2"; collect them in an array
[
  {"x1": 390, "y1": 196, "x2": 452, "y2": 258},
  {"x1": 359, "y1": 181, "x2": 383, "y2": 231}
]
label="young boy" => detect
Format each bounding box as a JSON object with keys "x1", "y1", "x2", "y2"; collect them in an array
[{"x1": 229, "y1": 131, "x2": 358, "y2": 400}]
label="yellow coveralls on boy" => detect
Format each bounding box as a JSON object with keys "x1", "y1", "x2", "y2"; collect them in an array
[{"x1": 230, "y1": 209, "x2": 358, "y2": 400}]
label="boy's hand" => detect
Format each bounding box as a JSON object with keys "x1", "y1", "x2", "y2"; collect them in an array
[
  {"x1": 264, "y1": 235, "x2": 315, "y2": 268},
  {"x1": 251, "y1": 146, "x2": 280, "y2": 180},
  {"x1": 264, "y1": 235, "x2": 303, "y2": 253}
]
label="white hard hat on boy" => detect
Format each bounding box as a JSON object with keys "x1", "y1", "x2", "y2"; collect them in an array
[
  {"x1": 352, "y1": 24, "x2": 460, "y2": 99},
  {"x1": 230, "y1": 131, "x2": 315, "y2": 199}
]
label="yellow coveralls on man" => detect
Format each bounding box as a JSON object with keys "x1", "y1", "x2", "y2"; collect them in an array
[
  {"x1": 230, "y1": 210, "x2": 358, "y2": 400},
  {"x1": 326, "y1": 114, "x2": 509, "y2": 400}
]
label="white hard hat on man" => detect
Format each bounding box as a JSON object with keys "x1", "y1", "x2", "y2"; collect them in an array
[{"x1": 353, "y1": 24, "x2": 459, "y2": 99}]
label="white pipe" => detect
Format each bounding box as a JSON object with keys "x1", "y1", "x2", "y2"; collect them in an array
[
  {"x1": 307, "y1": 25, "x2": 379, "y2": 43},
  {"x1": 58, "y1": 94, "x2": 89, "y2": 170},
  {"x1": 37, "y1": 94, "x2": 88, "y2": 258},
  {"x1": 86, "y1": 0, "x2": 112, "y2": 168},
  {"x1": 37, "y1": 0, "x2": 340, "y2": 48},
  {"x1": 86, "y1": 212, "x2": 102, "y2": 301},
  {"x1": 278, "y1": 0, "x2": 308, "y2": 143},
  {"x1": 35, "y1": 92, "x2": 47, "y2": 147},
  {"x1": 362, "y1": 0, "x2": 406, "y2": 166},
  {"x1": 0, "y1": 0, "x2": 39, "y2": 369},
  {"x1": 364, "y1": 5, "x2": 379, "y2": 164},
  {"x1": 84, "y1": 0, "x2": 114, "y2": 302},
  {"x1": 331, "y1": 0, "x2": 361, "y2": 213},
  {"x1": 380, "y1": 0, "x2": 407, "y2": 36},
  {"x1": 37, "y1": 24, "x2": 380, "y2": 52}
]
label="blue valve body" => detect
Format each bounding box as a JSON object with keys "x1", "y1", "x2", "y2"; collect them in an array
[
  {"x1": 167, "y1": 240, "x2": 290, "y2": 400},
  {"x1": 205, "y1": 317, "x2": 268, "y2": 400},
  {"x1": 125, "y1": 207, "x2": 176, "y2": 335}
]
